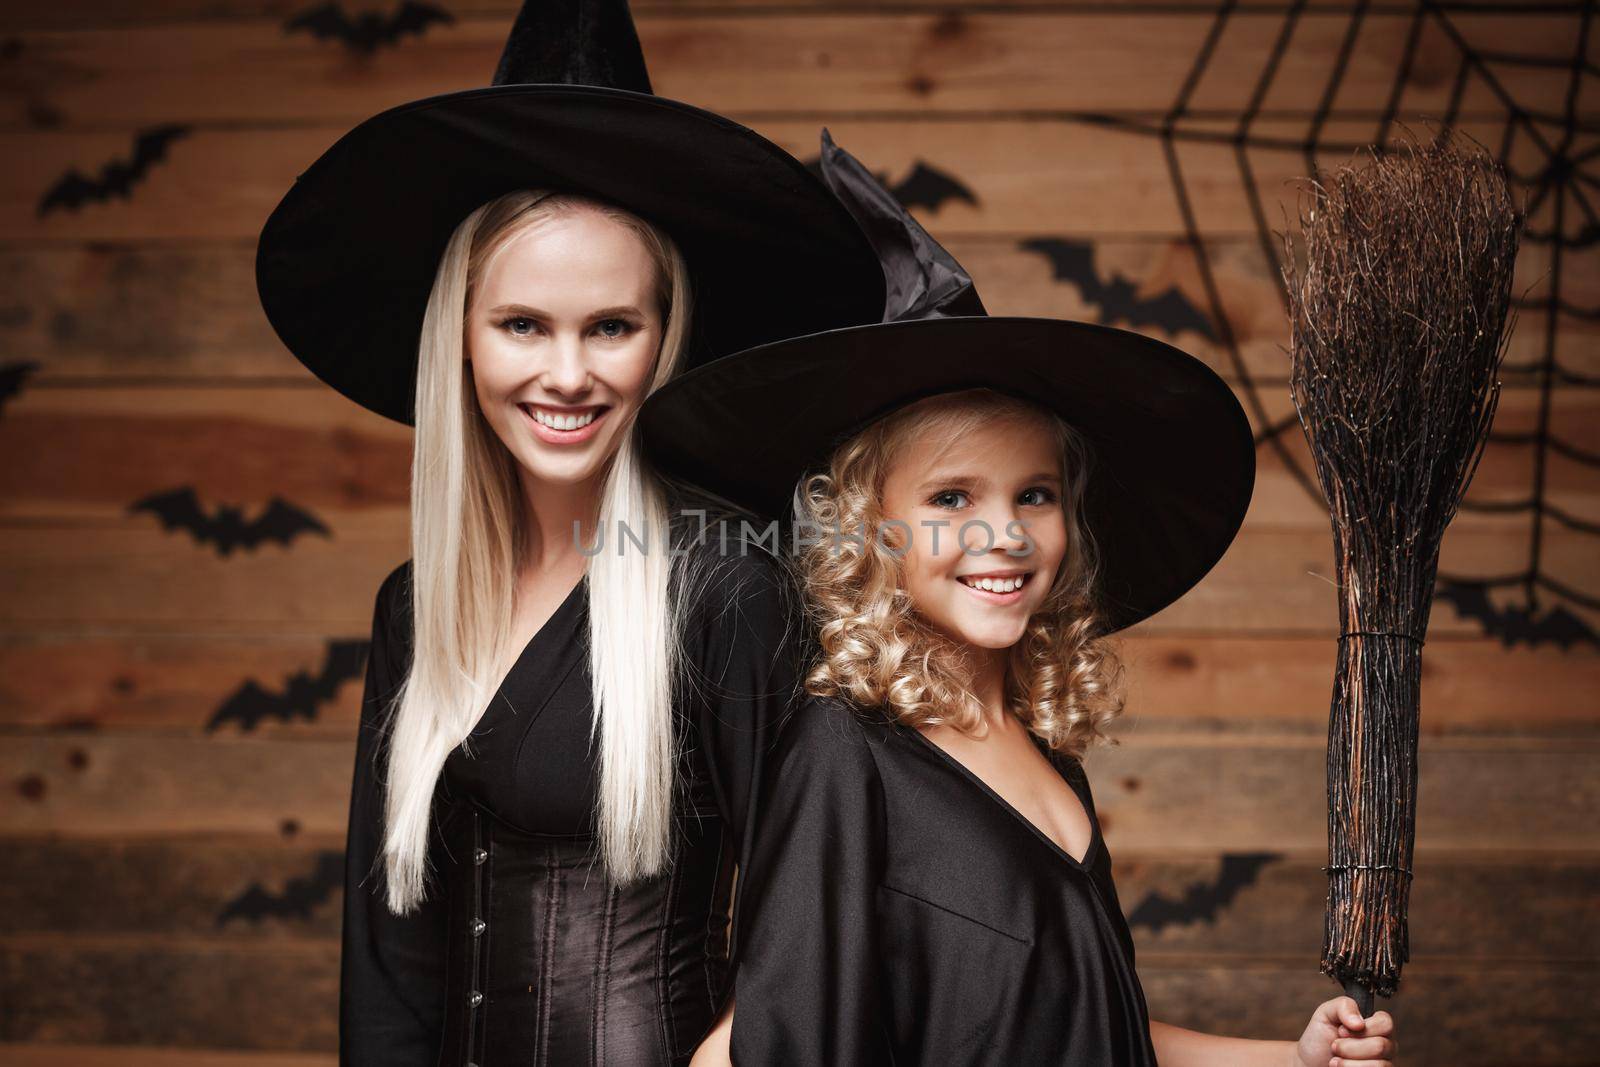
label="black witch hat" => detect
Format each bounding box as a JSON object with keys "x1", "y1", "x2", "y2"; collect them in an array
[
  {"x1": 255, "y1": 0, "x2": 884, "y2": 426},
  {"x1": 640, "y1": 129, "x2": 1255, "y2": 634}
]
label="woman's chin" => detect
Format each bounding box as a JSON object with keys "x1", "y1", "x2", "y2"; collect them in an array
[{"x1": 508, "y1": 445, "x2": 610, "y2": 490}]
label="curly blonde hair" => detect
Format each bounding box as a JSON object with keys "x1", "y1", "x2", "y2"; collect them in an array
[{"x1": 792, "y1": 388, "x2": 1126, "y2": 758}]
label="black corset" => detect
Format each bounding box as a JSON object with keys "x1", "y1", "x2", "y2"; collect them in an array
[{"x1": 431, "y1": 777, "x2": 735, "y2": 1067}]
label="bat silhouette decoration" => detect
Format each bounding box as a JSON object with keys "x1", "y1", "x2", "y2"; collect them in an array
[
  {"x1": 1436, "y1": 580, "x2": 1599, "y2": 650},
  {"x1": 1126, "y1": 852, "x2": 1280, "y2": 934},
  {"x1": 206, "y1": 639, "x2": 371, "y2": 733},
  {"x1": 217, "y1": 850, "x2": 344, "y2": 926},
  {"x1": 286, "y1": 1, "x2": 455, "y2": 54},
  {"x1": 36, "y1": 125, "x2": 191, "y2": 217},
  {"x1": 129, "y1": 487, "x2": 331, "y2": 556},
  {"x1": 1020, "y1": 236, "x2": 1217, "y2": 341},
  {"x1": 0, "y1": 361, "x2": 41, "y2": 416},
  {"x1": 802, "y1": 156, "x2": 978, "y2": 214}
]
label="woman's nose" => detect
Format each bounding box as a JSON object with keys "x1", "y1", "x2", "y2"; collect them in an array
[{"x1": 541, "y1": 334, "x2": 592, "y2": 395}]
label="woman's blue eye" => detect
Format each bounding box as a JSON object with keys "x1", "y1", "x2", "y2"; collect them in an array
[
  {"x1": 931, "y1": 490, "x2": 969, "y2": 509},
  {"x1": 595, "y1": 318, "x2": 632, "y2": 338},
  {"x1": 502, "y1": 317, "x2": 537, "y2": 336}
]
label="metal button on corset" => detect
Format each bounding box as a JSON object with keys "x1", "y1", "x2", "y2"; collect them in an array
[{"x1": 433, "y1": 794, "x2": 735, "y2": 1067}]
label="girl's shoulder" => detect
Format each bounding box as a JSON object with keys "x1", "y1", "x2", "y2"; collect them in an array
[{"x1": 776, "y1": 693, "x2": 900, "y2": 769}]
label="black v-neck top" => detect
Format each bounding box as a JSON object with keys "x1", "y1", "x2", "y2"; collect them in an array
[
  {"x1": 728, "y1": 695, "x2": 1159, "y2": 1066},
  {"x1": 439, "y1": 573, "x2": 593, "y2": 835},
  {"x1": 340, "y1": 537, "x2": 803, "y2": 1067}
]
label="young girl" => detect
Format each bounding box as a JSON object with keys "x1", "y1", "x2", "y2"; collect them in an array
[
  {"x1": 643, "y1": 132, "x2": 1399, "y2": 1066},
  {"x1": 254, "y1": 4, "x2": 881, "y2": 1064}
]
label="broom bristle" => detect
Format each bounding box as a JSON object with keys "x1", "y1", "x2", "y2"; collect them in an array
[{"x1": 1281, "y1": 132, "x2": 1520, "y2": 998}]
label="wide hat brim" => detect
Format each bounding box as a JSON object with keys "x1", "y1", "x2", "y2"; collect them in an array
[
  {"x1": 256, "y1": 83, "x2": 884, "y2": 426},
  {"x1": 640, "y1": 316, "x2": 1255, "y2": 633}
]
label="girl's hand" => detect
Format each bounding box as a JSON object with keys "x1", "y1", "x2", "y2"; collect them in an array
[{"x1": 1293, "y1": 996, "x2": 1396, "y2": 1066}]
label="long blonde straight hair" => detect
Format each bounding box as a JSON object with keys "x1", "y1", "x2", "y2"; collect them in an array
[{"x1": 379, "y1": 190, "x2": 694, "y2": 914}]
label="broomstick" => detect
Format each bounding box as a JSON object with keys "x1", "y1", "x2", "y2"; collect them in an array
[{"x1": 1281, "y1": 133, "x2": 1520, "y2": 1012}]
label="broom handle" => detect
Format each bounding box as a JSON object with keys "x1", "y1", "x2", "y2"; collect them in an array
[{"x1": 1342, "y1": 978, "x2": 1375, "y2": 1018}]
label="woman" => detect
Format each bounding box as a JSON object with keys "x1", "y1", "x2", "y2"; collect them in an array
[
  {"x1": 641, "y1": 131, "x2": 1399, "y2": 1066},
  {"x1": 254, "y1": 5, "x2": 883, "y2": 1065}
]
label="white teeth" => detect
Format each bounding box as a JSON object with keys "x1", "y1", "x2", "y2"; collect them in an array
[
  {"x1": 527, "y1": 406, "x2": 598, "y2": 431},
  {"x1": 960, "y1": 574, "x2": 1027, "y2": 593}
]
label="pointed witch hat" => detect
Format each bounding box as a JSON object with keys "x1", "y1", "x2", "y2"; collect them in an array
[
  {"x1": 255, "y1": 0, "x2": 884, "y2": 426},
  {"x1": 640, "y1": 129, "x2": 1255, "y2": 634}
]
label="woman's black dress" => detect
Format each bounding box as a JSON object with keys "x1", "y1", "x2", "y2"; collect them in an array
[
  {"x1": 340, "y1": 542, "x2": 800, "y2": 1067},
  {"x1": 729, "y1": 695, "x2": 1160, "y2": 1066}
]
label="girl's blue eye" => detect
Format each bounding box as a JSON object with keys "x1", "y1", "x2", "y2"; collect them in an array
[
  {"x1": 596, "y1": 318, "x2": 631, "y2": 338},
  {"x1": 931, "y1": 490, "x2": 969, "y2": 509},
  {"x1": 1020, "y1": 487, "x2": 1058, "y2": 506},
  {"x1": 502, "y1": 317, "x2": 537, "y2": 336}
]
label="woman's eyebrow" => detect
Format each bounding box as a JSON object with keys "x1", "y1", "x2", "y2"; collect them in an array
[
  {"x1": 484, "y1": 303, "x2": 645, "y2": 319},
  {"x1": 485, "y1": 302, "x2": 549, "y2": 317},
  {"x1": 586, "y1": 305, "x2": 646, "y2": 320}
]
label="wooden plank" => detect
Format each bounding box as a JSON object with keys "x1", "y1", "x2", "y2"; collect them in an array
[
  {"x1": 2, "y1": 382, "x2": 1594, "y2": 528},
  {"x1": 2, "y1": 116, "x2": 1549, "y2": 242},
  {"x1": 0, "y1": 0, "x2": 1540, "y2": 34},
  {"x1": 0, "y1": 735, "x2": 355, "y2": 838},
  {"x1": 1116, "y1": 850, "x2": 1600, "y2": 962},
  {"x1": 0, "y1": 940, "x2": 1593, "y2": 1062},
  {"x1": 0, "y1": 634, "x2": 370, "y2": 736},
  {"x1": 3, "y1": 235, "x2": 1589, "y2": 386},
  {"x1": 0, "y1": 519, "x2": 408, "y2": 634},
  {"x1": 1116, "y1": 635, "x2": 1600, "y2": 735},
  {"x1": 0, "y1": 387, "x2": 414, "y2": 522},
  {"x1": 3, "y1": 730, "x2": 1594, "y2": 848},
  {"x1": 0, "y1": 1045, "x2": 331, "y2": 1067},
  {"x1": 0, "y1": 941, "x2": 338, "y2": 1051},
  {"x1": 1, "y1": 836, "x2": 347, "y2": 940},
  {"x1": 0, "y1": 519, "x2": 1594, "y2": 637},
  {"x1": 0, "y1": 13, "x2": 1569, "y2": 128},
  {"x1": 0, "y1": 514, "x2": 1567, "y2": 636},
  {"x1": 5, "y1": 836, "x2": 1594, "y2": 963},
  {"x1": 0, "y1": 242, "x2": 295, "y2": 382},
  {"x1": 3, "y1": 631, "x2": 1594, "y2": 736},
  {"x1": 1082, "y1": 732, "x2": 1600, "y2": 853},
  {"x1": 1137, "y1": 962, "x2": 1600, "y2": 1066}
]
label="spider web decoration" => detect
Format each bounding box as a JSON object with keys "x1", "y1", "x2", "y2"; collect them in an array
[{"x1": 1069, "y1": 0, "x2": 1599, "y2": 649}]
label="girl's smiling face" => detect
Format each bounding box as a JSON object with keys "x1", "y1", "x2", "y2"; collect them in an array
[
  {"x1": 880, "y1": 410, "x2": 1068, "y2": 650},
  {"x1": 466, "y1": 205, "x2": 663, "y2": 490}
]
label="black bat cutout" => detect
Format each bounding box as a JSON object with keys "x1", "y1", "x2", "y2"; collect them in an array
[
  {"x1": 1436, "y1": 580, "x2": 1599, "y2": 650},
  {"x1": 802, "y1": 156, "x2": 978, "y2": 214},
  {"x1": 37, "y1": 125, "x2": 191, "y2": 217},
  {"x1": 890, "y1": 162, "x2": 979, "y2": 213},
  {"x1": 1127, "y1": 852, "x2": 1280, "y2": 934},
  {"x1": 129, "y1": 487, "x2": 331, "y2": 556},
  {"x1": 1020, "y1": 236, "x2": 1217, "y2": 341},
  {"x1": 207, "y1": 638, "x2": 370, "y2": 733},
  {"x1": 286, "y1": 1, "x2": 455, "y2": 55},
  {"x1": 217, "y1": 850, "x2": 344, "y2": 926},
  {"x1": 0, "y1": 361, "x2": 41, "y2": 417}
]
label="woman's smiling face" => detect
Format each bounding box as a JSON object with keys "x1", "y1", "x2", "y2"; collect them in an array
[
  {"x1": 880, "y1": 409, "x2": 1067, "y2": 650},
  {"x1": 466, "y1": 204, "x2": 663, "y2": 490}
]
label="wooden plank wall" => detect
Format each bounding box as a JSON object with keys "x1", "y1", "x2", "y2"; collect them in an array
[{"x1": 1, "y1": 1, "x2": 1596, "y2": 1064}]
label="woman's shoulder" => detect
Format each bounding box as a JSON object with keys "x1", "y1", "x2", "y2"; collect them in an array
[
  {"x1": 676, "y1": 526, "x2": 799, "y2": 642},
  {"x1": 372, "y1": 558, "x2": 415, "y2": 654}
]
